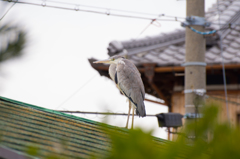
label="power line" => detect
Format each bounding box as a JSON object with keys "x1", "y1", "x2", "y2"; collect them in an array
[
  {"x1": 217, "y1": 0, "x2": 230, "y2": 122},
  {"x1": 0, "y1": 1, "x2": 16, "y2": 21},
  {"x1": 41, "y1": 0, "x2": 185, "y2": 19},
  {"x1": 209, "y1": 94, "x2": 240, "y2": 99},
  {"x1": 194, "y1": 92, "x2": 240, "y2": 106},
  {"x1": 56, "y1": 74, "x2": 97, "y2": 109},
  {"x1": 211, "y1": 22, "x2": 240, "y2": 26},
  {"x1": 1, "y1": 0, "x2": 184, "y2": 22},
  {"x1": 206, "y1": 94, "x2": 240, "y2": 106},
  {"x1": 55, "y1": 110, "x2": 157, "y2": 117},
  {"x1": 137, "y1": 19, "x2": 161, "y2": 37}
]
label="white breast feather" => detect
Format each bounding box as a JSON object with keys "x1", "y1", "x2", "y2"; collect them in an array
[
  {"x1": 118, "y1": 60, "x2": 125, "y2": 65},
  {"x1": 116, "y1": 59, "x2": 125, "y2": 71}
]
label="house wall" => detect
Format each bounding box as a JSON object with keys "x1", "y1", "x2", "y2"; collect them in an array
[
  {"x1": 171, "y1": 90, "x2": 240, "y2": 126},
  {"x1": 170, "y1": 90, "x2": 240, "y2": 141}
]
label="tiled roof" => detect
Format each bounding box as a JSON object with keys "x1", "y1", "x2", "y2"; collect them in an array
[
  {"x1": 107, "y1": 0, "x2": 240, "y2": 66},
  {"x1": 0, "y1": 96, "x2": 167, "y2": 158}
]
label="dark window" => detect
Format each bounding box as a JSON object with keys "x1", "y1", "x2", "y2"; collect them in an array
[
  {"x1": 237, "y1": 114, "x2": 240, "y2": 126},
  {"x1": 207, "y1": 75, "x2": 230, "y2": 85}
]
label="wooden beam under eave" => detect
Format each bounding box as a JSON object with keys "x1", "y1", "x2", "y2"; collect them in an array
[
  {"x1": 154, "y1": 64, "x2": 240, "y2": 73},
  {"x1": 149, "y1": 82, "x2": 170, "y2": 106},
  {"x1": 144, "y1": 98, "x2": 168, "y2": 106}
]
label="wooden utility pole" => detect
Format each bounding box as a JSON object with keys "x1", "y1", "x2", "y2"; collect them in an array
[{"x1": 185, "y1": 0, "x2": 206, "y2": 115}]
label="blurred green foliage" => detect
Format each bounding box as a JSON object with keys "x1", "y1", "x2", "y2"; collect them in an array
[
  {"x1": 0, "y1": 24, "x2": 26, "y2": 62},
  {"x1": 104, "y1": 128, "x2": 161, "y2": 159},
  {"x1": 103, "y1": 102, "x2": 240, "y2": 159}
]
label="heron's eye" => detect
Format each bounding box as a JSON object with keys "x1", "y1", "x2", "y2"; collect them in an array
[{"x1": 112, "y1": 58, "x2": 115, "y2": 61}]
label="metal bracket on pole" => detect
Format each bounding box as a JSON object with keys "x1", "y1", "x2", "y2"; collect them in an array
[
  {"x1": 184, "y1": 113, "x2": 203, "y2": 119},
  {"x1": 181, "y1": 16, "x2": 211, "y2": 27},
  {"x1": 181, "y1": 62, "x2": 206, "y2": 67},
  {"x1": 184, "y1": 89, "x2": 206, "y2": 95}
]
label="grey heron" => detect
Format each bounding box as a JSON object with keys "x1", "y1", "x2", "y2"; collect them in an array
[{"x1": 94, "y1": 55, "x2": 146, "y2": 129}]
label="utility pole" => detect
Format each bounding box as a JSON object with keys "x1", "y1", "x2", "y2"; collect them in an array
[{"x1": 185, "y1": 0, "x2": 206, "y2": 118}]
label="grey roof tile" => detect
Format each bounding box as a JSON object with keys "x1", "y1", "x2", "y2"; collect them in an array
[
  {"x1": 208, "y1": 46, "x2": 220, "y2": 54},
  {"x1": 168, "y1": 45, "x2": 178, "y2": 51},
  {"x1": 232, "y1": 57, "x2": 240, "y2": 62},
  {"x1": 230, "y1": 30, "x2": 239, "y2": 36},
  {"x1": 222, "y1": 52, "x2": 235, "y2": 59},
  {"x1": 158, "y1": 54, "x2": 171, "y2": 61},
  {"x1": 210, "y1": 23, "x2": 220, "y2": 30},
  {"x1": 206, "y1": 52, "x2": 217, "y2": 60},
  {"x1": 178, "y1": 47, "x2": 185, "y2": 55},
  {"x1": 221, "y1": 1, "x2": 231, "y2": 6},
  {"x1": 222, "y1": 10, "x2": 236, "y2": 17},
  {"x1": 234, "y1": 37, "x2": 240, "y2": 44},
  {"x1": 229, "y1": 42, "x2": 240, "y2": 49},
  {"x1": 144, "y1": 53, "x2": 161, "y2": 63},
  {"x1": 130, "y1": 55, "x2": 142, "y2": 61},
  {"x1": 149, "y1": 50, "x2": 160, "y2": 55},
  {"x1": 232, "y1": 1, "x2": 240, "y2": 6},
  {"x1": 205, "y1": 58, "x2": 214, "y2": 63},
  {"x1": 170, "y1": 59, "x2": 182, "y2": 65},
  {"x1": 164, "y1": 48, "x2": 176, "y2": 56},
  {"x1": 227, "y1": 5, "x2": 240, "y2": 12},
  {"x1": 222, "y1": 38, "x2": 231, "y2": 45},
  {"x1": 210, "y1": 4, "x2": 226, "y2": 12},
  {"x1": 173, "y1": 54, "x2": 184, "y2": 61},
  {"x1": 225, "y1": 34, "x2": 236, "y2": 41},
  {"x1": 214, "y1": 56, "x2": 223, "y2": 63},
  {"x1": 135, "y1": 58, "x2": 151, "y2": 63},
  {"x1": 236, "y1": 52, "x2": 240, "y2": 57},
  {"x1": 235, "y1": 26, "x2": 240, "y2": 31},
  {"x1": 220, "y1": 15, "x2": 232, "y2": 23},
  {"x1": 225, "y1": 47, "x2": 238, "y2": 54}
]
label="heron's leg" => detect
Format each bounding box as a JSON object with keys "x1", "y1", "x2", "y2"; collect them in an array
[
  {"x1": 131, "y1": 107, "x2": 135, "y2": 129},
  {"x1": 125, "y1": 100, "x2": 131, "y2": 129}
]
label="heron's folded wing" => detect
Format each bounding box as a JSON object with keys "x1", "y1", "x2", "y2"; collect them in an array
[{"x1": 117, "y1": 60, "x2": 146, "y2": 116}]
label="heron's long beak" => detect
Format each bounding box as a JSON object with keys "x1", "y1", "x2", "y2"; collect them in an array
[{"x1": 93, "y1": 59, "x2": 111, "y2": 64}]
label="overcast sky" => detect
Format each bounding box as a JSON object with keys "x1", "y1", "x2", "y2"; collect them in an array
[{"x1": 0, "y1": 0, "x2": 216, "y2": 139}]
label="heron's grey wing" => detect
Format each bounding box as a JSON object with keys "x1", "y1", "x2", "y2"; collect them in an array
[
  {"x1": 128, "y1": 60, "x2": 145, "y2": 97},
  {"x1": 117, "y1": 59, "x2": 146, "y2": 117}
]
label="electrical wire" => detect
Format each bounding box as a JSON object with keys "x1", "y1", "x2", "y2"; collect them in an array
[
  {"x1": 137, "y1": 19, "x2": 161, "y2": 37},
  {"x1": 209, "y1": 94, "x2": 240, "y2": 99},
  {"x1": 1, "y1": 0, "x2": 185, "y2": 22},
  {"x1": 21, "y1": 0, "x2": 186, "y2": 19},
  {"x1": 55, "y1": 110, "x2": 157, "y2": 117},
  {"x1": 206, "y1": 94, "x2": 240, "y2": 106},
  {"x1": 211, "y1": 22, "x2": 240, "y2": 26},
  {"x1": 42, "y1": 0, "x2": 179, "y2": 18},
  {"x1": 0, "y1": 1, "x2": 16, "y2": 21},
  {"x1": 56, "y1": 74, "x2": 97, "y2": 109},
  {"x1": 217, "y1": 0, "x2": 230, "y2": 122}
]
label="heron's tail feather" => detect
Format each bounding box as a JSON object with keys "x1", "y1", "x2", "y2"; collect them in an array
[{"x1": 136, "y1": 101, "x2": 146, "y2": 117}]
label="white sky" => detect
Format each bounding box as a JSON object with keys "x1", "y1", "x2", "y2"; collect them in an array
[{"x1": 0, "y1": 0, "x2": 216, "y2": 139}]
